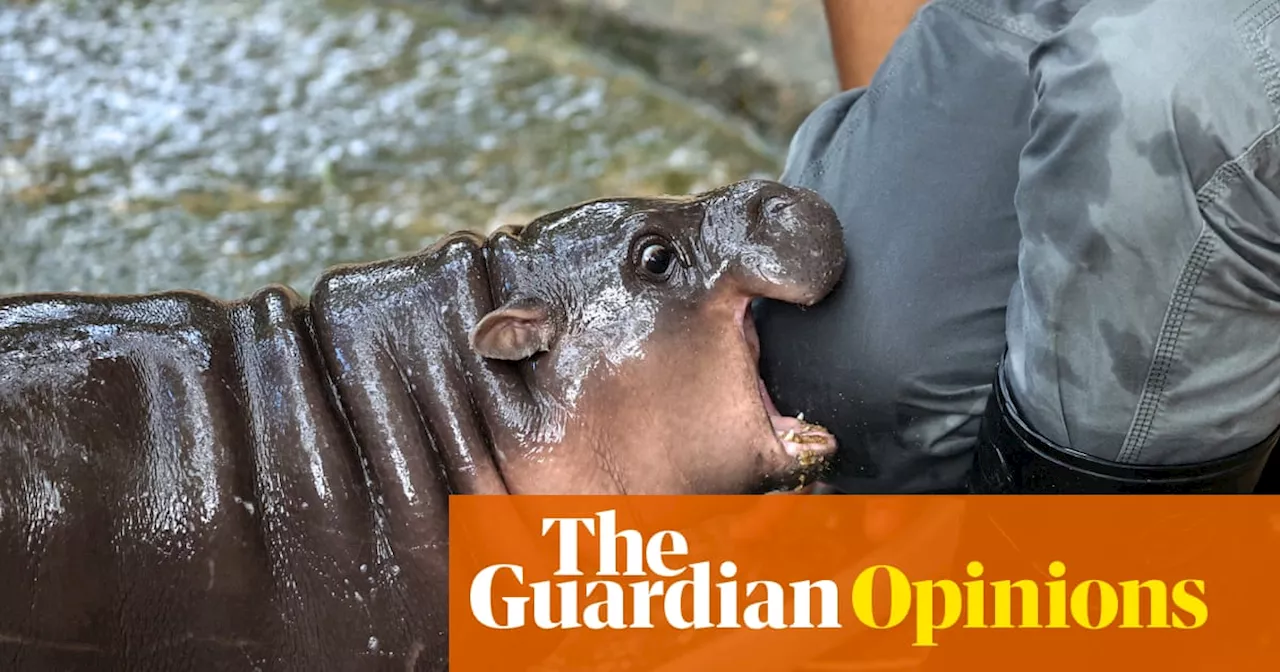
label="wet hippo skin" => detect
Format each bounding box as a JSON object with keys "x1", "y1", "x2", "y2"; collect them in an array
[{"x1": 0, "y1": 179, "x2": 845, "y2": 671}]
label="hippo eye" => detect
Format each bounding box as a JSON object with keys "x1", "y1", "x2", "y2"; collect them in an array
[{"x1": 635, "y1": 238, "x2": 677, "y2": 281}]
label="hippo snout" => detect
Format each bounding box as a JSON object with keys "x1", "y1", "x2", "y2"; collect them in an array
[{"x1": 713, "y1": 180, "x2": 847, "y2": 305}]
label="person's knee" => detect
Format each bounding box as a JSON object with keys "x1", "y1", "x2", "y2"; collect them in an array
[
  {"x1": 755, "y1": 288, "x2": 964, "y2": 439},
  {"x1": 756, "y1": 276, "x2": 1004, "y2": 492},
  {"x1": 760, "y1": 0, "x2": 1037, "y2": 490}
]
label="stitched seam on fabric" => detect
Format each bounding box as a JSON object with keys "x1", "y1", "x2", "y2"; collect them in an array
[
  {"x1": 1121, "y1": 22, "x2": 1280, "y2": 463},
  {"x1": 1197, "y1": 121, "x2": 1280, "y2": 207},
  {"x1": 805, "y1": 35, "x2": 903, "y2": 183},
  {"x1": 941, "y1": 0, "x2": 1052, "y2": 42},
  {"x1": 1241, "y1": 0, "x2": 1280, "y2": 33},
  {"x1": 806, "y1": 87, "x2": 875, "y2": 183},
  {"x1": 1117, "y1": 230, "x2": 1216, "y2": 464},
  {"x1": 1239, "y1": 1, "x2": 1280, "y2": 115}
]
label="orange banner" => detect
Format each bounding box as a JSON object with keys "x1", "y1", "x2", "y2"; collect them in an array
[{"x1": 449, "y1": 496, "x2": 1280, "y2": 671}]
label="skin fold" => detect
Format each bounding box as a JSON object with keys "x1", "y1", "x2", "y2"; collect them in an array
[{"x1": 0, "y1": 179, "x2": 845, "y2": 670}]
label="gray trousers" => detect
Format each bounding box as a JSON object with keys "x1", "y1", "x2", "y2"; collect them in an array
[{"x1": 767, "y1": 0, "x2": 1280, "y2": 492}]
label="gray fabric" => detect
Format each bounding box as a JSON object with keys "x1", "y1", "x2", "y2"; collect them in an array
[{"x1": 775, "y1": 0, "x2": 1280, "y2": 492}]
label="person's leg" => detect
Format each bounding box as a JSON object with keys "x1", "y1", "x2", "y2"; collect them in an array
[
  {"x1": 974, "y1": 0, "x2": 1280, "y2": 492},
  {"x1": 754, "y1": 0, "x2": 1088, "y2": 493}
]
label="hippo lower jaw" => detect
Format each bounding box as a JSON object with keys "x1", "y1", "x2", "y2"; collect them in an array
[{"x1": 739, "y1": 300, "x2": 838, "y2": 484}]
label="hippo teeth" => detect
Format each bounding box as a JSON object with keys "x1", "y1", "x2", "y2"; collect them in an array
[
  {"x1": 756, "y1": 378, "x2": 836, "y2": 459},
  {"x1": 771, "y1": 414, "x2": 836, "y2": 458}
]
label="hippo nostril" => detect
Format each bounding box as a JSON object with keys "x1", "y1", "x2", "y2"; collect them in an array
[{"x1": 761, "y1": 195, "x2": 792, "y2": 221}]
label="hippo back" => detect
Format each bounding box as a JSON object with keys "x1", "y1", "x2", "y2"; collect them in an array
[{"x1": 0, "y1": 233, "x2": 515, "y2": 670}]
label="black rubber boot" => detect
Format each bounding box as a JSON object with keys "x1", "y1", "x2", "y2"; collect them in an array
[
  {"x1": 968, "y1": 361, "x2": 1280, "y2": 494},
  {"x1": 1256, "y1": 453, "x2": 1280, "y2": 494}
]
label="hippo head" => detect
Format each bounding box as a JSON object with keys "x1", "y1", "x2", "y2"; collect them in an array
[{"x1": 470, "y1": 179, "x2": 846, "y2": 494}]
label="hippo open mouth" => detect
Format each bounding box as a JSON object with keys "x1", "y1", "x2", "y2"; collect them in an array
[{"x1": 739, "y1": 300, "x2": 838, "y2": 481}]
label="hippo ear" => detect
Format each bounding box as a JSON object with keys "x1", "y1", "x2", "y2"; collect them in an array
[{"x1": 469, "y1": 299, "x2": 555, "y2": 361}]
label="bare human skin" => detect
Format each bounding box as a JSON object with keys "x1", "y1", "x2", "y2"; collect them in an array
[
  {"x1": 0, "y1": 179, "x2": 845, "y2": 670},
  {"x1": 823, "y1": 0, "x2": 931, "y2": 90}
]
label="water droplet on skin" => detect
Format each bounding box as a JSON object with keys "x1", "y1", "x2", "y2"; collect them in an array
[{"x1": 233, "y1": 496, "x2": 256, "y2": 515}]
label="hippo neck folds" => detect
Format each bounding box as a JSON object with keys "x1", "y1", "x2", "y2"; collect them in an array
[
  {"x1": 310, "y1": 179, "x2": 846, "y2": 495},
  {"x1": 0, "y1": 179, "x2": 844, "y2": 669}
]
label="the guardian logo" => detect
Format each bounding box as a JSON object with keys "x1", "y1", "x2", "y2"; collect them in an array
[{"x1": 467, "y1": 509, "x2": 1208, "y2": 647}]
